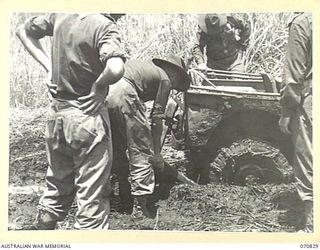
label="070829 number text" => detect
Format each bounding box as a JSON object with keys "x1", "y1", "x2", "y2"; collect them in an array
[{"x1": 300, "y1": 244, "x2": 319, "y2": 249}]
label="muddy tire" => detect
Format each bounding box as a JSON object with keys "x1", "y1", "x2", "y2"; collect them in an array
[{"x1": 210, "y1": 138, "x2": 294, "y2": 185}]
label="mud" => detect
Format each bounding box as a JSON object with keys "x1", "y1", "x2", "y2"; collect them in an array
[{"x1": 8, "y1": 107, "x2": 304, "y2": 231}]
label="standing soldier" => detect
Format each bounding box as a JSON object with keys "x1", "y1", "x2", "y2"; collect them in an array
[
  {"x1": 16, "y1": 13, "x2": 125, "y2": 230},
  {"x1": 107, "y1": 55, "x2": 191, "y2": 217},
  {"x1": 192, "y1": 13, "x2": 250, "y2": 72},
  {"x1": 278, "y1": 12, "x2": 312, "y2": 233}
]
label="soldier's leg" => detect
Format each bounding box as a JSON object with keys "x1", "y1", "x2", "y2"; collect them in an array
[
  {"x1": 120, "y1": 90, "x2": 155, "y2": 218},
  {"x1": 109, "y1": 90, "x2": 134, "y2": 214},
  {"x1": 124, "y1": 107, "x2": 155, "y2": 197},
  {"x1": 70, "y1": 105, "x2": 113, "y2": 230},
  {"x1": 31, "y1": 105, "x2": 76, "y2": 230},
  {"x1": 108, "y1": 80, "x2": 155, "y2": 218},
  {"x1": 113, "y1": 151, "x2": 133, "y2": 213},
  {"x1": 291, "y1": 95, "x2": 313, "y2": 232},
  {"x1": 36, "y1": 148, "x2": 75, "y2": 229}
]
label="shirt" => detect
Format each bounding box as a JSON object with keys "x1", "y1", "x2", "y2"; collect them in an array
[
  {"x1": 124, "y1": 60, "x2": 171, "y2": 119},
  {"x1": 192, "y1": 15, "x2": 250, "y2": 67},
  {"x1": 24, "y1": 13, "x2": 125, "y2": 96},
  {"x1": 280, "y1": 13, "x2": 312, "y2": 116}
]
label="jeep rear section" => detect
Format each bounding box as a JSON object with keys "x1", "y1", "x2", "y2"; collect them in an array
[{"x1": 181, "y1": 69, "x2": 294, "y2": 185}]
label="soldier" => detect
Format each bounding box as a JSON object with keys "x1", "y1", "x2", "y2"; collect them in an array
[
  {"x1": 278, "y1": 12, "x2": 312, "y2": 233},
  {"x1": 192, "y1": 13, "x2": 250, "y2": 72},
  {"x1": 16, "y1": 13, "x2": 126, "y2": 230},
  {"x1": 107, "y1": 55, "x2": 191, "y2": 217}
]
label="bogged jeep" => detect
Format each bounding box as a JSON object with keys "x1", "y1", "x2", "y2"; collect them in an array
[{"x1": 167, "y1": 68, "x2": 294, "y2": 186}]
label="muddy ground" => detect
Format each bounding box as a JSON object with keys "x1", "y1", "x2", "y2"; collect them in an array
[{"x1": 8, "y1": 107, "x2": 305, "y2": 232}]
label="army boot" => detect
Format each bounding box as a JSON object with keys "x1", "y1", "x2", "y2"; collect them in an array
[
  {"x1": 131, "y1": 195, "x2": 152, "y2": 220},
  {"x1": 131, "y1": 195, "x2": 157, "y2": 229},
  {"x1": 22, "y1": 210, "x2": 57, "y2": 230}
]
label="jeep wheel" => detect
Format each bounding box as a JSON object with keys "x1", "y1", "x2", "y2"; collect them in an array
[{"x1": 210, "y1": 138, "x2": 294, "y2": 185}]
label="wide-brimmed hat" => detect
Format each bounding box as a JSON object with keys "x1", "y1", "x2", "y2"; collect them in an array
[
  {"x1": 152, "y1": 55, "x2": 191, "y2": 91},
  {"x1": 198, "y1": 13, "x2": 227, "y2": 35}
]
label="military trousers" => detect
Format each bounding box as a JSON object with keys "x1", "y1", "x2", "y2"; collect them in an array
[
  {"x1": 38, "y1": 99, "x2": 113, "y2": 229},
  {"x1": 107, "y1": 79, "x2": 155, "y2": 196},
  {"x1": 291, "y1": 94, "x2": 312, "y2": 202}
]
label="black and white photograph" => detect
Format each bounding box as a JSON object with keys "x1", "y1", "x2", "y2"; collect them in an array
[{"x1": 7, "y1": 11, "x2": 314, "y2": 235}]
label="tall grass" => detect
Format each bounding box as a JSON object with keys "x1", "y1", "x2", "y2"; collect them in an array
[
  {"x1": 10, "y1": 12, "x2": 293, "y2": 108},
  {"x1": 117, "y1": 14, "x2": 198, "y2": 62},
  {"x1": 239, "y1": 12, "x2": 294, "y2": 75}
]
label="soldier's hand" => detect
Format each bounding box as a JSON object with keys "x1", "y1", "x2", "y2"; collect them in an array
[
  {"x1": 150, "y1": 154, "x2": 165, "y2": 171},
  {"x1": 279, "y1": 116, "x2": 291, "y2": 135},
  {"x1": 78, "y1": 84, "x2": 109, "y2": 115}
]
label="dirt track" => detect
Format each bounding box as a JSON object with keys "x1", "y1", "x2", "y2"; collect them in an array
[{"x1": 8, "y1": 107, "x2": 304, "y2": 231}]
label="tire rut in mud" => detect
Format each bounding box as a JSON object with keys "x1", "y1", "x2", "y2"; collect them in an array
[{"x1": 211, "y1": 138, "x2": 294, "y2": 185}]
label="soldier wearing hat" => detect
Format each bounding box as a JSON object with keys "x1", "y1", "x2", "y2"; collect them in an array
[
  {"x1": 192, "y1": 13, "x2": 250, "y2": 72},
  {"x1": 107, "y1": 55, "x2": 191, "y2": 218}
]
